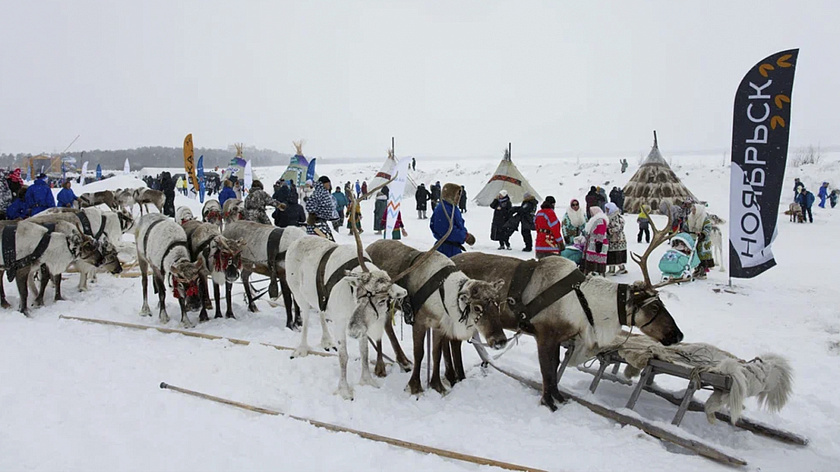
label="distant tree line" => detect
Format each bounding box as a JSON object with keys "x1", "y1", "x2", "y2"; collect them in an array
[{"x1": 0, "y1": 144, "x2": 292, "y2": 171}]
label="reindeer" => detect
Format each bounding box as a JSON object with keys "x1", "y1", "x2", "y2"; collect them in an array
[
  {"x1": 452, "y1": 213, "x2": 685, "y2": 411},
  {"x1": 0, "y1": 221, "x2": 107, "y2": 315},
  {"x1": 115, "y1": 188, "x2": 136, "y2": 214},
  {"x1": 222, "y1": 198, "x2": 245, "y2": 224},
  {"x1": 287, "y1": 178, "x2": 409, "y2": 399},
  {"x1": 202, "y1": 199, "x2": 223, "y2": 230},
  {"x1": 133, "y1": 188, "x2": 165, "y2": 215},
  {"x1": 176, "y1": 206, "x2": 196, "y2": 224},
  {"x1": 77, "y1": 190, "x2": 119, "y2": 211},
  {"x1": 29, "y1": 207, "x2": 125, "y2": 294},
  {"x1": 222, "y1": 221, "x2": 306, "y2": 329},
  {"x1": 366, "y1": 239, "x2": 508, "y2": 395},
  {"x1": 181, "y1": 220, "x2": 245, "y2": 321},
  {"x1": 135, "y1": 214, "x2": 205, "y2": 327}
]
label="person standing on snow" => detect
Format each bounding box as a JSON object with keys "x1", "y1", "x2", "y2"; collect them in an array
[
  {"x1": 244, "y1": 180, "x2": 285, "y2": 225},
  {"x1": 582, "y1": 206, "x2": 609, "y2": 276},
  {"x1": 687, "y1": 203, "x2": 715, "y2": 278},
  {"x1": 56, "y1": 180, "x2": 78, "y2": 208},
  {"x1": 605, "y1": 202, "x2": 627, "y2": 275},
  {"x1": 818, "y1": 182, "x2": 829, "y2": 208},
  {"x1": 415, "y1": 183, "x2": 430, "y2": 219},
  {"x1": 561, "y1": 199, "x2": 587, "y2": 245},
  {"x1": 430, "y1": 183, "x2": 475, "y2": 257},
  {"x1": 25, "y1": 173, "x2": 56, "y2": 216},
  {"x1": 512, "y1": 192, "x2": 537, "y2": 252},
  {"x1": 306, "y1": 176, "x2": 339, "y2": 241},
  {"x1": 332, "y1": 186, "x2": 348, "y2": 230},
  {"x1": 490, "y1": 189, "x2": 514, "y2": 250},
  {"x1": 430, "y1": 181, "x2": 441, "y2": 210},
  {"x1": 534, "y1": 196, "x2": 562, "y2": 260},
  {"x1": 458, "y1": 185, "x2": 468, "y2": 213},
  {"x1": 795, "y1": 187, "x2": 815, "y2": 223}
]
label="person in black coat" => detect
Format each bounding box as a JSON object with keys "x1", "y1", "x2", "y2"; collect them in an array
[
  {"x1": 274, "y1": 200, "x2": 306, "y2": 228},
  {"x1": 160, "y1": 171, "x2": 176, "y2": 218},
  {"x1": 512, "y1": 192, "x2": 537, "y2": 251},
  {"x1": 459, "y1": 185, "x2": 467, "y2": 213},
  {"x1": 273, "y1": 179, "x2": 291, "y2": 204},
  {"x1": 490, "y1": 190, "x2": 515, "y2": 250},
  {"x1": 415, "y1": 183, "x2": 430, "y2": 219},
  {"x1": 430, "y1": 181, "x2": 441, "y2": 210}
]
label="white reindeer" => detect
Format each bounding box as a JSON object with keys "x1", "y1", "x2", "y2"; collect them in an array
[
  {"x1": 135, "y1": 214, "x2": 205, "y2": 327},
  {"x1": 202, "y1": 199, "x2": 223, "y2": 230}
]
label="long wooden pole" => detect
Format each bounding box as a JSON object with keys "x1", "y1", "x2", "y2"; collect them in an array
[
  {"x1": 470, "y1": 344, "x2": 747, "y2": 467},
  {"x1": 58, "y1": 315, "x2": 333, "y2": 358},
  {"x1": 159, "y1": 382, "x2": 548, "y2": 472}
]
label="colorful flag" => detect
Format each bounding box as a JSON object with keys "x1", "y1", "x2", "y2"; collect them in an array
[
  {"x1": 385, "y1": 156, "x2": 411, "y2": 234},
  {"x1": 197, "y1": 155, "x2": 206, "y2": 203},
  {"x1": 306, "y1": 158, "x2": 317, "y2": 182},
  {"x1": 183, "y1": 134, "x2": 200, "y2": 193}
]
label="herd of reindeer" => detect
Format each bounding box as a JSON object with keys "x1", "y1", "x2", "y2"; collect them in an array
[{"x1": 3, "y1": 182, "x2": 685, "y2": 409}]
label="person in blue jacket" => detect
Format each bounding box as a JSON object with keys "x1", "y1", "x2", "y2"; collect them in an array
[
  {"x1": 818, "y1": 182, "x2": 829, "y2": 208},
  {"x1": 56, "y1": 180, "x2": 78, "y2": 208},
  {"x1": 218, "y1": 180, "x2": 236, "y2": 207},
  {"x1": 25, "y1": 173, "x2": 55, "y2": 216},
  {"x1": 6, "y1": 187, "x2": 29, "y2": 220},
  {"x1": 430, "y1": 182, "x2": 475, "y2": 257},
  {"x1": 795, "y1": 186, "x2": 815, "y2": 223}
]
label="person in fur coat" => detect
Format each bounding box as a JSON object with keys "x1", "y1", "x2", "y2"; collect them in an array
[
  {"x1": 605, "y1": 202, "x2": 627, "y2": 274},
  {"x1": 430, "y1": 183, "x2": 474, "y2": 257},
  {"x1": 582, "y1": 206, "x2": 609, "y2": 276},
  {"x1": 561, "y1": 198, "x2": 587, "y2": 245},
  {"x1": 490, "y1": 190, "x2": 515, "y2": 250},
  {"x1": 687, "y1": 203, "x2": 714, "y2": 278},
  {"x1": 534, "y1": 196, "x2": 563, "y2": 259}
]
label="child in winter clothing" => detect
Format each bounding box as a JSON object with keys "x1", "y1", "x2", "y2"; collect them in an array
[
  {"x1": 830, "y1": 189, "x2": 839, "y2": 209},
  {"x1": 637, "y1": 204, "x2": 651, "y2": 243}
]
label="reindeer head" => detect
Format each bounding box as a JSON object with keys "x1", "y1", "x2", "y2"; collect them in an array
[
  {"x1": 458, "y1": 279, "x2": 507, "y2": 349},
  {"x1": 212, "y1": 236, "x2": 245, "y2": 283},
  {"x1": 170, "y1": 258, "x2": 205, "y2": 311},
  {"x1": 222, "y1": 201, "x2": 245, "y2": 224},
  {"x1": 94, "y1": 236, "x2": 123, "y2": 274},
  {"x1": 176, "y1": 207, "x2": 195, "y2": 225},
  {"x1": 346, "y1": 269, "x2": 407, "y2": 341},
  {"x1": 627, "y1": 204, "x2": 685, "y2": 346},
  {"x1": 116, "y1": 208, "x2": 135, "y2": 233}
]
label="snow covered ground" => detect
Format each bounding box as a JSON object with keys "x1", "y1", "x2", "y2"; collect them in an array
[{"x1": 2, "y1": 151, "x2": 840, "y2": 471}]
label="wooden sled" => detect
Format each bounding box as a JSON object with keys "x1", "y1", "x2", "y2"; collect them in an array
[{"x1": 558, "y1": 341, "x2": 808, "y2": 446}]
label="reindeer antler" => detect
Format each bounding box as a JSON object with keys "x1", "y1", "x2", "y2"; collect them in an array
[
  {"x1": 349, "y1": 174, "x2": 398, "y2": 272},
  {"x1": 630, "y1": 204, "x2": 676, "y2": 289},
  {"x1": 391, "y1": 195, "x2": 456, "y2": 282}
]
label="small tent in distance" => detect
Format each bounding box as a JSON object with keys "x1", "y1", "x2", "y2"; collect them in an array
[
  {"x1": 369, "y1": 148, "x2": 417, "y2": 196},
  {"x1": 474, "y1": 144, "x2": 540, "y2": 206},
  {"x1": 622, "y1": 131, "x2": 698, "y2": 213}
]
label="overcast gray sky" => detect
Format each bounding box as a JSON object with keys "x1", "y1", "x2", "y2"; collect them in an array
[{"x1": 1, "y1": 0, "x2": 837, "y2": 159}]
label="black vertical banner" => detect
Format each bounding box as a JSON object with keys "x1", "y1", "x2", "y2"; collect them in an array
[{"x1": 729, "y1": 49, "x2": 798, "y2": 278}]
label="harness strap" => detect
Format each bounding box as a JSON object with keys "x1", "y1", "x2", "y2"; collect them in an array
[
  {"x1": 508, "y1": 260, "x2": 590, "y2": 330},
  {"x1": 572, "y1": 281, "x2": 595, "y2": 327},
  {"x1": 191, "y1": 237, "x2": 214, "y2": 262},
  {"x1": 76, "y1": 212, "x2": 93, "y2": 237},
  {"x1": 94, "y1": 215, "x2": 107, "y2": 240},
  {"x1": 506, "y1": 260, "x2": 539, "y2": 329},
  {"x1": 410, "y1": 265, "x2": 458, "y2": 315},
  {"x1": 141, "y1": 218, "x2": 165, "y2": 256},
  {"x1": 617, "y1": 284, "x2": 628, "y2": 326},
  {"x1": 315, "y1": 247, "x2": 339, "y2": 311},
  {"x1": 160, "y1": 240, "x2": 188, "y2": 270},
  {"x1": 266, "y1": 228, "x2": 285, "y2": 269},
  {"x1": 2, "y1": 225, "x2": 53, "y2": 282}
]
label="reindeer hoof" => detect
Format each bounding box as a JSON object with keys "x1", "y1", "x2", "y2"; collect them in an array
[
  {"x1": 286, "y1": 322, "x2": 301, "y2": 332},
  {"x1": 1, "y1": 300, "x2": 10, "y2": 309},
  {"x1": 199, "y1": 312, "x2": 210, "y2": 322},
  {"x1": 336, "y1": 385, "x2": 354, "y2": 400},
  {"x1": 540, "y1": 396, "x2": 558, "y2": 412},
  {"x1": 248, "y1": 304, "x2": 259, "y2": 313},
  {"x1": 214, "y1": 312, "x2": 223, "y2": 319},
  {"x1": 291, "y1": 346, "x2": 310, "y2": 359},
  {"x1": 225, "y1": 312, "x2": 236, "y2": 319},
  {"x1": 359, "y1": 375, "x2": 379, "y2": 388},
  {"x1": 374, "y1": 363, "x2": 387, "y2": 378},
  {"x1": 430, "y1": 380, "x2": 447, "y2": 395},
  {"x1": 405, "y1": 381, "x2": 423, "y2": 396}
]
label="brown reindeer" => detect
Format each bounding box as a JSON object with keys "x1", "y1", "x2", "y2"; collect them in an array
[
  {"x1": 77, "y1": 190, "x2": 119, "y2": 211},
  {"x1": 452, "y1": 212, "x2": 685, "y2": 410}
]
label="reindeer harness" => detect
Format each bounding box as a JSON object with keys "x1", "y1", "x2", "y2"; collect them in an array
[
  {"x1": 2, "y1": 224, "x2": 55, "y2": 282},
  {"x1": 315, "y1": 246, "x2": 371, "y2": 312},
  {"x1": 396, "y1": 251, "x2": 462, "y2": 325},
  {"x1": 503, "y1": 259, "x2": 604, "y2": 332},
  {"x1": 142, "y1": 219, "x2": 196, "y2": 299},
  {"x1": 76, "y1": 212, "x2": 107, "y2": 240}
]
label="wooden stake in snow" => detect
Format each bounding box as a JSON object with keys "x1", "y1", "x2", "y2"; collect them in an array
[{"x1": 159, "y1": 382, "x2": 548, "y2": 472}]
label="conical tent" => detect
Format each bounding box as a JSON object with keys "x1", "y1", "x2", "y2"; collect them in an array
[
  {"x1": 474, "y1": 147, "x2": 540, "y2": 206},
  {"x1": 369, "y1": 149, "x2": 417, "y2": 196},
  {"x1": 622, "y1": 132, "x2": 697, "y2": 213},
  {"x1": 281, "y1": 140, "x2": 315, "y2": 187}
]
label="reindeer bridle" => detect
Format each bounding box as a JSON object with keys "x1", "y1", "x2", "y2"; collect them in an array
[
  {"x1": 213, "y1": 249, "x2": 241, "y2": 272},
  {"x1": 619, "y1": 284, "x2": 663, "y2": 330},
  {"x1": 170, "y1": 274, "x2": 200, "y2": 299}
]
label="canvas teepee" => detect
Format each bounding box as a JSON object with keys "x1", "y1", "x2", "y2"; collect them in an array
[
  {"x1": 281, "y1": 140, "x2": 312, "y2": 187},
  {"x1": 474, "y1": 145, "x2": 540, "y2": 206},
  {"x1": 369, "y1": 148, "x2": 417, "y2": 196},
  {"x1": 622, "y1": 131, "x2": 697, "y2": 213}
]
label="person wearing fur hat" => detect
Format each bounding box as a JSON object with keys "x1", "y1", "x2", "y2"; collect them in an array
[
  {"x1": 605, "y1": 202, "x2": 627, "y2": 275},
  {"x1": 306, "y1": 176, "x2": 338, "y2": 241},
  {"x1": 430, "y1": 183, "x2": 474, "y2": 257},
  {"x1": 512, "y1": 191, "x2": 537, "y2": 251},
  {"x1": 490, "y1": 189, "x2": 515, "y2": 250},
  {"x1": 687, "y1": 203, "x2": 715, "y2": 278},
  {"x1": 56, "y1": 179, "x2": 78, "y2": 208},
  {"x1": 535, "y1": 196, "x2": 563, "y2": 259},
  {"x1": 244, "y1": 180, "x2": 285, "y2": 225},
  {"x1": 561, "y1": 198, "x2": 587, "y2": 245},
  {"x1": 582, "y1": 206, "x2": 609, "y2": 276}
]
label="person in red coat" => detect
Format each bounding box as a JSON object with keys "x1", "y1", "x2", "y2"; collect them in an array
[
  {"x1": 534, "y1": 196, "x2": 563, "y2": 260},
  {"x1": 380, "y1": 209, "x2": 408, "y2": 240}
]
